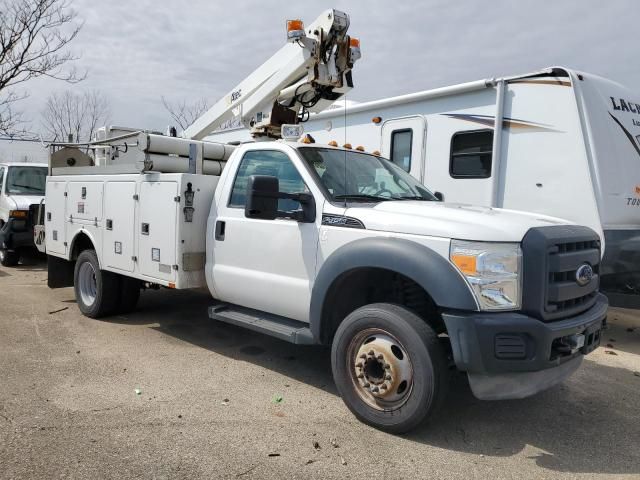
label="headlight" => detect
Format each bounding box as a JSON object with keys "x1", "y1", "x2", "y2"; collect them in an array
[{"x1": 450, "y1": 240, "x2": 522, "y2": 311}]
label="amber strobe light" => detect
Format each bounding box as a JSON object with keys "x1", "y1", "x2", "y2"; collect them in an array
[{"x1": 287, "y1": 19, "x2": 305, "y2": 41}]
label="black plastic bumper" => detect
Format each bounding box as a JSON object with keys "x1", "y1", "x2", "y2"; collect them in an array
[
  {"x1": 0, "y1": 218, "x2": 35, "y2": 251},
  {"x1": 442, "y1": 293, "x2": 608, "y2": 400}
]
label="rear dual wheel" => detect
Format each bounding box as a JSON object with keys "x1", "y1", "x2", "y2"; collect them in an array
[
  {"x1": 74, "y1": 249, "x2": 141, "y2": 318},
  {"x1": 331, "y1": 303, "x2": 449, "y2": 434}
]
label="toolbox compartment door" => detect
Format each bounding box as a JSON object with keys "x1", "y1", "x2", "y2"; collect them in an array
[
  {"x1": 66, "y1": 181, "x2": 103, "y2": 222},
  {"x1": 103, "y1": 181, "x2": 136, "y2": 272},
  {"x1": 138, "y1": 181, "x2": 178, "y2": 282},
  {"x1": 45, "y1": 181, "x2": 68, "y2": 255}
]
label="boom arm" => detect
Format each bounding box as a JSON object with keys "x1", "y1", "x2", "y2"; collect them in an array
[{"x1": 184, "y1": 9, "x2": 360, "y2": 140}]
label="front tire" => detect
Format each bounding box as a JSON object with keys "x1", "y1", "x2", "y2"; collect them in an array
[
  {"x1": 331, "y1": 303, "x2": 449, "y2": 434},
  {"x1": 74, "y1": 249, "x2": 120, "y2": 318},
  {"x1": 0, "y1": 248, "x2": 19, "y2": 267}
]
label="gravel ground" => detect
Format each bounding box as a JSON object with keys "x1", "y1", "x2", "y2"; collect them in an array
[{"x1": 1, "y1": 259, "x2": 639, "y2": 479}]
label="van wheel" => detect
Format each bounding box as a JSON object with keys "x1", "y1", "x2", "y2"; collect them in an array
[
  {"x1": 0, "y1": 248, "x2": 19, "y2": 267},
  {"x1": 117, "y1": 275, "x2": 141, "y2": 314},
  {"x1": 331, "y1": 303, "x2": 449, "y2": 434},
  {"x1": 74, "y1": 249, "x2": 120, "y2": 318}
]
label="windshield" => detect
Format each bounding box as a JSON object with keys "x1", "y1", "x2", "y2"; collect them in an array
[
  {"x1": 298, "y1": 147, "x2": 436, "y2": 202},
  {"x1": 6, "y1": 166, "x2": 47, "y2": 196}
]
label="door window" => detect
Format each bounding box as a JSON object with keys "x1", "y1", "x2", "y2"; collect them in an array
[
  {"x1": 390, "y1": 129, "x2": 412, "y2": 172},
  {"x1": 229, "y1": 150, "x2": 308, "y2": 212},
  {"x1": 450, "y1": 130, "x2": 493, "y2": 178}
]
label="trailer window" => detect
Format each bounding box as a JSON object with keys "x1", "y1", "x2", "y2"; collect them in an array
[
  {"x1": 229, "y1": 150, "x2": 308, "y2": 212},
  {"x1": 450, "y1": 130, "x2": 493, "y2": 178},
  {"x1": 390, "y1": 129, "x2": 412, "y2": 172}
]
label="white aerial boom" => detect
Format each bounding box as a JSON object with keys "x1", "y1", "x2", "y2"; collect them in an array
[
  {"x1": 184, "y1": 9, "x2": 361, "y2": 140},
  {"x1": 47, "y1": 9, "x2": 361, "y2": 175}
]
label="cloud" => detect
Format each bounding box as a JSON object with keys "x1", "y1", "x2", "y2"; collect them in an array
[{"x1": 14, "y1": 0, "x2": 640, "y2": 135}]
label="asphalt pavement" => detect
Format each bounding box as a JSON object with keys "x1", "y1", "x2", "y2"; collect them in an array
[{"x1": 1, "y1": 259, "x2": 639, "y2": 479}]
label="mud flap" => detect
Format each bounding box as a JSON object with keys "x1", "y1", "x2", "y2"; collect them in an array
[{"x1": 47, "y1": 255, "x2": 74, "y2": 288}]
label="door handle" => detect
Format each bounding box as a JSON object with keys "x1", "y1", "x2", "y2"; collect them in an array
[{"x1": 215, "y1": 220, "x2": 226, "y2": 241}]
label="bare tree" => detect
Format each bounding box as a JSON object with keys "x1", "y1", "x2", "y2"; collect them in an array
[
  {"x1": 161, "y1": 96, "x2": 209, "y2": 131},
  {"x1": 41, "y1": 89, "x2": 110, "y2": 142},
  {"x1": 0, "y1": 0, "x2": 84, "y2": 135}
]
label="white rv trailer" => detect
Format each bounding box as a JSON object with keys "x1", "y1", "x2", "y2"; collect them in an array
[{"x1": 208, "y1": 67, "x2": 640, "y2": 304}]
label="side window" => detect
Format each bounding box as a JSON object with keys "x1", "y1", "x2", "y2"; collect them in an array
[
  {"x1": 390, "y1": 129, "x2": 412, "y2": 172},
  {"x1": 229, "y1": 150, "x2": 308, "y2": 212},
  {"x1": 450, "y1": 130, "x2": 494, "y2": 178}
]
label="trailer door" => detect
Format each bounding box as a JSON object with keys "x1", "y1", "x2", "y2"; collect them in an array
[{"x1": 381, "y1": 116, "x2": 425, "y2": 181}]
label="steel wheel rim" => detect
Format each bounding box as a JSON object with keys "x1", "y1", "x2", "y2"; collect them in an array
[
  {"x1": 346, "y1": 328, "x2": 414, "y2": 411},
  {"x1": 78, "y1": 261, "x2": 97, "y2": 307}
]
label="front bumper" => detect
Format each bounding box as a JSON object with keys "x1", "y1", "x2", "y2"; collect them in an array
[
  {"x1": 442, "y1": 293, "x2": 608, "y2": 400},
  {"x1": 0, "y1": 217, "x2": 35, "y2": 251}
]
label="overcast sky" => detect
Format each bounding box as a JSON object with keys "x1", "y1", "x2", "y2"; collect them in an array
[{"x1": 16, "y1": 0, "x2": 640, "y2": 135}]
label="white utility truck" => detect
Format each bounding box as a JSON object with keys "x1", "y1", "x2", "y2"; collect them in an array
[
  {"x1": 210, "y1": 67, "x2": 640, "y2": 307},
  {"x1": 0, "y1": 162, "x2": 47, "y2": 266},
  {"x1": 39, "y1": 11, "x2": 607, "y2": 433}
]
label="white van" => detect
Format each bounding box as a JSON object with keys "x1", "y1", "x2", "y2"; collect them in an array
[{"x1": 207, "y1": 66, "x2": 640, "y2": 305}]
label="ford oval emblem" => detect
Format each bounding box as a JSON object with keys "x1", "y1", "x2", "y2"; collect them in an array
[{"x1": 576, "y1": 263, "x2": 594, "y2": 287}]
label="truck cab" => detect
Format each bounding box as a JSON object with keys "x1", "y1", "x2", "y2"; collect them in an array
[{"x1": 0, "y1": 162, "x2": 47, "y2": 266}]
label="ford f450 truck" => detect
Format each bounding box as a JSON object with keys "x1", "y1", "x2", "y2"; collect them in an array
[{"x1": 38, "y1": 10, "x2": 607, "y2": 433}]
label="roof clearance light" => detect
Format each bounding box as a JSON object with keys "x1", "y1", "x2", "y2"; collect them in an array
[
  {"x1": 372, "y1": 150, "x2": 381, "y2": 156},
  {"x1": 372, "y1": 116, "x2": 382, "y2": 124},
  {"x1": 343, "y1": 143, "x2": 352, "y2": 149},
  {"x1": 281, "y1": 124, "x2": 304, "y2": 140},
  {"x1": 355, "y1": 146, "x2": 365, "y2": 151},
  {"x1": 300, "y1": 134, "x2": 315, "y2": 144},
  {"x1": 287, "y1": 19, "x2": 305, "y2": 42},
  {"x1": 328, "y1": 140, "x2": 338, "y2": 147},
  {"x1": 349, "y1": 37, "x2": 361, "y2": 62}
]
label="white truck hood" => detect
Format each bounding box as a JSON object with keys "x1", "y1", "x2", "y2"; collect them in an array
[
  {"x1": 347, "y1": 201, "x2": 570, "y2": 242},
  {"x1": 5, "y1": 194, "x2": 43, "y2": 211}
]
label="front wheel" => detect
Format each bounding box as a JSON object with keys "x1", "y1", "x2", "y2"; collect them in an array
[
  {"x1": 0, "y1": 248, "x2": 19, "y2": 267},
  {"x1": 331, "y1": 303, "x2": 449, "y2": 434},
  {"x1": 74, "y1": 249, "x2": 120, "y2": 318}
]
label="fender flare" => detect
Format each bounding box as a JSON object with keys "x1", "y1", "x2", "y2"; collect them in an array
[
  {"x1": 68, "y1": 228, "x2": 98, "y2": 262},
  {"x1": 309, "y1": 237, "x2": 478, "y2": 341}
]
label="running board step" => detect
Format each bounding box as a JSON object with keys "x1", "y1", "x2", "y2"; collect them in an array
[{"x1": 208, "y1": 304, "x2": 315, "y2": 345}]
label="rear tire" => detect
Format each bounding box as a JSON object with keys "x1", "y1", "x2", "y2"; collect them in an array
[
  {"x1": 117, "y1": 275, "x2": 141, "y2": 314},
  {"x1": 0, "y1": 248, "x2": 19, "y2": 267},
  {"x1": 331, "y1": 303, "x2": 449, "y2": 434},
  {"x1": 74, "y1": 249, "x2": 120, "y2": 318}
]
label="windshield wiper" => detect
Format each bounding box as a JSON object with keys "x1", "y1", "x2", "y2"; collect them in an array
[
  {"x1": 395, "y1": 196, "x2": 433, "y2": 201},
  {"x1": 10, "y1": 184, "x2": 43, "y2": 192},
  {"x1": 334, "y1": 194, "x2": 391, "y2": 202}
]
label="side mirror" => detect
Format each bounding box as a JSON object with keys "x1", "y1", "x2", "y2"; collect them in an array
[
  {"x1": 245, "y1": 175, "x2": 279, "y2": 220},
  {"x1": 434, "y1": 191, "x2": 444, "y2": 202},
  {"x1": 245, "y1": 175, "x2": 316, "y2": 223}
]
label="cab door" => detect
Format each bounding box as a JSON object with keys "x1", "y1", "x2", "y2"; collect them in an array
[
  {"x1": 210, "y1": 148, "x2": 320, "y2": 323},
  {"x1": 381, "y1": 116, "x2": 426, "y2": 181}
]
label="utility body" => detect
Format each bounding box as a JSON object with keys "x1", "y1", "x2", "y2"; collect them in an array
[{"x1": 38, "y1": 12, "x2": 607, "y2": 433}]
